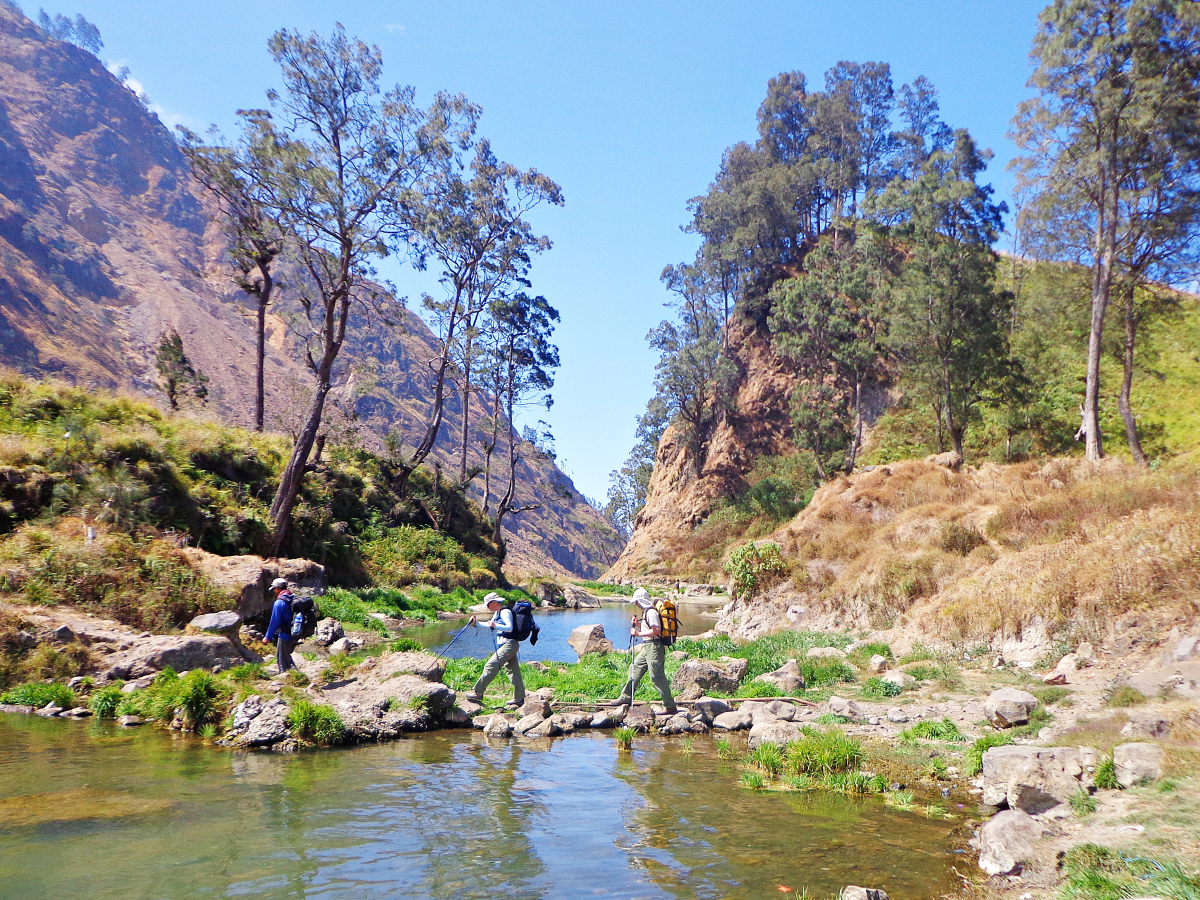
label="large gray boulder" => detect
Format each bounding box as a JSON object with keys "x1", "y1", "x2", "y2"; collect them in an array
[
  {"x1": 1121, "y1": 712, "x2": 1171, "y2": 739},
  {"x1": 623, "y1": 705, "x2": 655, "y2": 733},
  {"x1": 239, "y1": 698, "x2": 291, "y2": 748},
  {"x1": 357, "y1": 651, "x2": 445, "y2": 683},
  {"x1": 562, "y1": 584, "x2": 601, "y2": 609},
  {"x1": 712, "y1": 709, "x2": 752, "y2": 731},
  {"x1": 748, "y1": 718, "x2": 803, "y2": 749},
  {"x1": 976, "y1": 809, "x2": 1044, "y2": 876},
  {"x1": 186, "y1": 611, "x2": 242, "y2": 637},
  {"x1": 514, "y1": 713, "x2": 546, "y2": 734},
  {"x1": 568, "y1": 624, "x2": 614, "y2": 657},
  {"x1": 671, "y1": 658, "x2": 745, "y2": 700},
  {"x1": 101, "y1": 634, "x2": 256, "y2": 680},
  {"x1": 980, "y1": 746, "x2": 1090, "y2": 813},
  {"x1": 484, "y1": 714, "x2": 513, "y2": 737},
  {"x1": 842, "y1": 888, "x2": 889, "y2": 900},
  {"x1": 690, "y1": 697, "x2": 733, "y2": 722},
  {"x1": 1113, "y1": 742, "x2": 1164, "y2": 788},
  {"x1": 984, "y1": 688, "x2": 1039, "y2": 728},
  {"x1": 755, "y1": 659, "x2": 805, "y2": 694},
  {"x1": 829, "y1": 696, "x2": 864, "y2": 720}
]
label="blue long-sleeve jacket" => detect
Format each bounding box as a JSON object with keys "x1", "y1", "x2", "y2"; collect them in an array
[{"x1": 264, "y1": 593, "x2": 294, "y2": 643}]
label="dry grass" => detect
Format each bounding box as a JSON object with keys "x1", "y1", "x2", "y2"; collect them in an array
[{"x1": 716, "y1": 456, "x2": 1200, "y2": 642}]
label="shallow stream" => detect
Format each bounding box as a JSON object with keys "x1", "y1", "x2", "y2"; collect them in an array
[{"x1": 0, "y1": 714, "x2": 961, "y2": 900}]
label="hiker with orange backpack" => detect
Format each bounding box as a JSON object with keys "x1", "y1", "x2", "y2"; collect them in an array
[{"x1": 615, "y1": 587, "x2": 678, "y2": 713}]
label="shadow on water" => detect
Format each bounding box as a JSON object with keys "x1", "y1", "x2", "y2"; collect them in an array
[{"x1": 0, "y1": 716, "x2": 960, "y2": 900}]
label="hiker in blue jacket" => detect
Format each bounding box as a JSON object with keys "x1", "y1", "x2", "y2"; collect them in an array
[
  {"x1": 463, "y1": 592, "x2": 525, "y2": 709},
  {"x1": 263, "y1": 577, "x2": 297, "y2": 675}
]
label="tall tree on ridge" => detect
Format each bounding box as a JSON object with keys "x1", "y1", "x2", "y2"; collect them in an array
[
  {"x1": 238, "y1": 25, "x2": 476, "y2": 554},
  {"x1": 1013, "y1": 0, "x2": 1200, "y2": 461},
  {"x1": 179, "y1": 125, "x2": 283, "y2": 432}
]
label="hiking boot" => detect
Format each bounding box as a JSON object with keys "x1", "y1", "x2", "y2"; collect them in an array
[
  {"x1": 504, "y1": 700, "x2": 521, "y2": 710},
  {"x1": 459, "y1": 692, "x2": 483, "y2": 704}
]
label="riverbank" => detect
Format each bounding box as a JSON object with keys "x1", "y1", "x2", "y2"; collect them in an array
[{"x1": 3, "y1": 594, "x2": 1197, "y2": 899}]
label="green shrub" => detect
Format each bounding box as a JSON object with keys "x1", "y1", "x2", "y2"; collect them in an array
[
  {"x1": 723, "y1": 542, "x2": 787, "y2": 598},
  {"x1": 387, "y1": 637, "x2": 422, "y2": 653},
  {"x1": 964, "y1": 732, "x2": 1013, "y2": 776},
  {"x1": 899, "y1": 717, "x2": 966, "y2": 743},
  {"x1": 87, "y1": 684, "x2": 123, "y2": 718},
  {"x1": 938, "y1": 522, "x2": 987, "y2": 556},
  {"x1": 739, "y1": 771, "x2": 765, "y2": 790},
  {"x1": 175, "y1": 670, "x2": 225, "y2": 726},
  {"x1": 1032, "y1": 685, "x2": 1071, "y2": 705},
  {"x1": 614, "y1": 725, "x2": 635, "y2": 750},
  {"x1": 1094, "y1": 756, "x2": 1119, "y2": 790},
  {"x1": 226, "y1": 663, "x2": 266, "y2": 683},
  {"x1": 1105, "y1": 685, "x2": 1147, "y2": 708},
  {"x1": 744, "y1": 742, "x2": 785, "y2": 776},
  {"x1": 1069, "y1": 790, "x2": 1098, "y2": 816},
  {"x1": 0, "y1": 681, "x2": 75, "y2": 708},
  {"x1": 286, "y1": 699, "x2": 345, "y2": 745},
  {"x1": 861, "y1": 677, "x2": 902, "y2": 698},
  {"x1": 846, "y1": 641, "x2": 893, "y2": 667}
]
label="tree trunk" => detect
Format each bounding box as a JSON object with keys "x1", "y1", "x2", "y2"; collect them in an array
[
  {"x1": 844, "y1": 375, "x2": 864, "y2": 474},
  {"x1": 1083, "y1": 175, "x2": 1118, "y2": 462},
  {"x1": 254, "y1": 266, "x2": 273, "y2": 433},
  {"x1": 268, "y1": 378, "x2": 330, "y2": 556},
  {"x1": 1118, "y1": 283, "x2": 1147, "y2": 466},
  {"x1": 944, "y1": 378, "x2": 964, "y2": 459}
]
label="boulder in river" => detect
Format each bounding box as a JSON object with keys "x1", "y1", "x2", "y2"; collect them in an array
[
  {"x1": 975, "y1": 809, "x2": 1044, "y2": 876},
  {"x1": 568, "y1": 624, "x2": 614, "y2": 657},
  {"x1": 484, "y1": 715, "x2": 513, "y2": 737},
  {"x1": 979, "y1": 746, "x2": 1091, "y2": 813},
  {"x1": 690, "y1": 697, "x2": 732, "y2": 722},
  {"x1": 240, "y1": 698, "x2": 291, "y2": 747},
  {"x1": 711, "y1": 709, "x2": 752, "y2": 731},
  {"x1": 842, "y1": 888, "x2": 889, "y2": 900},
  {"x1": 984, "y1": 688, "x2": 1038, "y2": 728}
]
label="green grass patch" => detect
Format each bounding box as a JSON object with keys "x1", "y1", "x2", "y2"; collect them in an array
[
  {"x1": 0, "y1": 681, "x2": 76, "y2": 708},
  {"x1": 964, "y1": 732, "x2": 1014, "y2": 776},
  {"x1": 1060, "y1": 843, "x2": 1200, "y2": 900},
  {"x1": 861, "y1": 677, "x2": 902, "y2": 698},
  {"x1": 1033, "y1": 685, "x2": 1072, "y2": 705},
  {"x1": 1094, "y1": 756, "x2": 1119, "y2": 790},
  {"x1": 87, "y1": 683, "x2": 123, "y2": 717},
  {"x1": 117, "y1": 667, "x2": 228, "y2": 728},
  {"x1": 1105, "y1": 685, "x2": 1148, "y2": 708},
  {"x1": 286, "y1": 699, "x2": 345, "y2": 745},
  {"x1": 1069, "y1": 790, "x2": 1098, "y2": 816},
  {"x1": 899, "y1": 717, "x2": 966, "y2": 743},
  {"x1": 572, "y1": 581, "x2": 635, "y2": 596}
]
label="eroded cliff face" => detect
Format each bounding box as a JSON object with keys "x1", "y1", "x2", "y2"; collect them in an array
[
  {"x1": 605, "y1": 310, "x2": 799, "y2": 581},
  {"x1": 0, "y1": 8, "x2": 621, "y2": 577}
]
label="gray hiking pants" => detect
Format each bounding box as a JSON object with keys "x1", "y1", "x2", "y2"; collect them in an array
[
  {"x1": 472, "y1": 638, "x2": 525, "y2": 704},
  {"x1": 618, "y1": 640, "x2": 676, "y2": 710},
  {"x1": 275, "y1": 635, "x2": 297, "y2": 673}
]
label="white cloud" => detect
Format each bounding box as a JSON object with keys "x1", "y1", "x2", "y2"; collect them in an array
[{"x1": 384, "y1": 23, "x2": 408, "y2": 36}]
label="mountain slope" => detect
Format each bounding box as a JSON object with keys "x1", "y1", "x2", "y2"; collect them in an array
[{"x1": 0, "y1": 7, "x2": 621, "y2": 577}]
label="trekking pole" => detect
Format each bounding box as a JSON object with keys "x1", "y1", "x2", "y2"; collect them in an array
[{"x1": 435, "y1": 621, "x2": 473, "y2": 662}]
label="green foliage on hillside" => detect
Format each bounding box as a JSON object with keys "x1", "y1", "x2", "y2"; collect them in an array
[{"x1": 0, "y1": 371, "x2": 503, "y2": 627}]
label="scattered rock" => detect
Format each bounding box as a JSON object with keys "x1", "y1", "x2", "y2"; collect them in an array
[
  {"x1": 232, "y1": 694, "x2": 264, "y2": 730},
  {"x1": 0, "y1": 704, "x2": 34, "y2": 714},
  {"x1": 886, "y1": 707, "x2": 910, "y2": 724},
  {"x1": 567, "y1": 624, "x2": 614, "y2": 657},
  {"x1": 671, "y1": 658, "x2": 745, "y2": 700},
  {"x1": 868, "y1": 654, "x2": 889, "y2": 674},
  {"x1": 520, "y1": 697, "x2": 552, "y2": 718},
  {"x1": 806, "y1": 646, "x2": 847, "y2": 660},
  {"x1": 591, "y1": 710, "x2": 618, "y2": 728},
  {"x1": 186, "y1": 611, "x2": 242, "y2": 637},
  {"x1": 926, "y1": 450, "x2": 963, "y2": 471},
  {"x1": 842, "y1": 888, "x2": 889, "y2": 900},
  {"x1": 766, "y1": 700, "x2": 800, "y2": 721},
  {"x1": 755, "y1": 658, "x2": 805, "y2": 694},
  {"x1": 35, "y1": 704, "x2": 63, "y2": 717},
  {"x1": 327, "y1": 637, "x2": 360, "y2": 655},
  {"x1": 980, "y1": 746, "x2": 1091, "y2": 813},
  {"x1": 1113, "y1": 742, "x2": 1164, "y2": 788},
  {"x1": 120, "y1": 674, "x2": 156, "y2": 694},
  {"x1": 623, "y1": 705, "x2": 655, "y2": 733},
  {"x1": 514, "y1": 713, "x2": 545, "y2": 734},
  {"x1": 748, "y1": 718, "x2": 804, "y2": 749},
  {"x1": 829, "y1": 696, "x2": 864, "y2": 720},
  {"x1": 657, "y1": 713, "x2": 694, "y2": 735},
  {"x1": 690, "y1": 697, "x2": 732, "y2": 722},
  {"x1": 484, "y1": 714, "x2": 514, "y2": 737},
  {"x1": 712, "y1": 709, "x2": 752, "y2": 731},
  {"x1": 1076, "y1": 642, "x2": 1094, "y2": 663},
  {"x1": 976, "y1": 809, "x2": 1044, "y2": 876},
  {"x1": 881, "y1": 671, "x2": 916, "y2": 689},
  {"x1": 117, "y1": 715, "x2": 144, "y2": 727},
  {"x1": 669, "y1": 650, "x2": 689, "y2": 661},
  {"x1": 1042, "y1": 671, "x2": 1068, "y2": 685},
  {"x1": 984, "y1": 688, "x2": 1038, "y2": 728},
  {"x1": 1121, "y1": 712, "x2": 1171, "y2": 739},
  {"x1": 313, "y1": 618, "x2": 345, "y2": 648},
  {"x1": 52, "y1": 624, "x2": 75, "y2": 643},
  {"x1": 241, "y1": 698, "x2": 291, "y2": 747},
  {"x1": 62, "y1": 707, "x2": 92, "y2": 717}
]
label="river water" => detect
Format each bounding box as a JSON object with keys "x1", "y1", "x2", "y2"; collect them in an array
[
  {"x1": 0, "y1": 714, "x2": 961, "y2": 900},
  {"x1": 404, "y1": 600, "x2": 718, "y2": 663}
]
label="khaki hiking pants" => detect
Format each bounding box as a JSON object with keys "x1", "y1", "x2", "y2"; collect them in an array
[
  {"x1": 618, "y1": 640, "x2": 676, "y2": 711},
  {"x1": 472, "y1": 638, "x2": 525, "y2": 705}
]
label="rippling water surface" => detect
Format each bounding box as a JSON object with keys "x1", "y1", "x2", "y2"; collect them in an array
[{"x1": 0, "y1": 715, "x2": 961, "y2": 900}]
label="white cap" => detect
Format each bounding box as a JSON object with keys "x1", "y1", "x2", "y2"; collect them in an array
[
  {"x1": 483, "y1": 592, "x2": 504, "y2": 606},
  {"x1": 631, "y1": 587, "x2": 653, "y2": 609},
  {"x1": 270, "y1": 577, "x2": 288, "y2": 590}
]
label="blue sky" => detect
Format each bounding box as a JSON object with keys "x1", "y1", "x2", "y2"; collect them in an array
[{"x1": 56, "y1": 0, "x2": 1048, "y2": 501}]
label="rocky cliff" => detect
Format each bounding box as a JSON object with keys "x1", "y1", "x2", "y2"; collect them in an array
[
  {"x1": 605, "y1": 310, "x2": 799, "y2": 580},
  {"x1": 0, "y1": 7, "x2": 621, "y2": 577}
]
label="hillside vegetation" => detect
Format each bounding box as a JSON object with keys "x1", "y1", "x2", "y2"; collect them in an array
[{"x1": 0, "y1": 371, "x2": 503, "y2": 631}]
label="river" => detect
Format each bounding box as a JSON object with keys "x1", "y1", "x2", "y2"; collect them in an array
[{"x1": 0, "y1": 713, "x2": 961, "y2": 900}]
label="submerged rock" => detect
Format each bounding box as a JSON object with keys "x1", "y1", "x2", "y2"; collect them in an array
[{"x1": 842, "y1": 888, "x2": 889, "y2": 900}]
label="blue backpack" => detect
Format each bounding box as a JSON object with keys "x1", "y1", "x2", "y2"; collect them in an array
[{"x1": 501, "y1": 600, "x2": 539, "y2": 645}]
